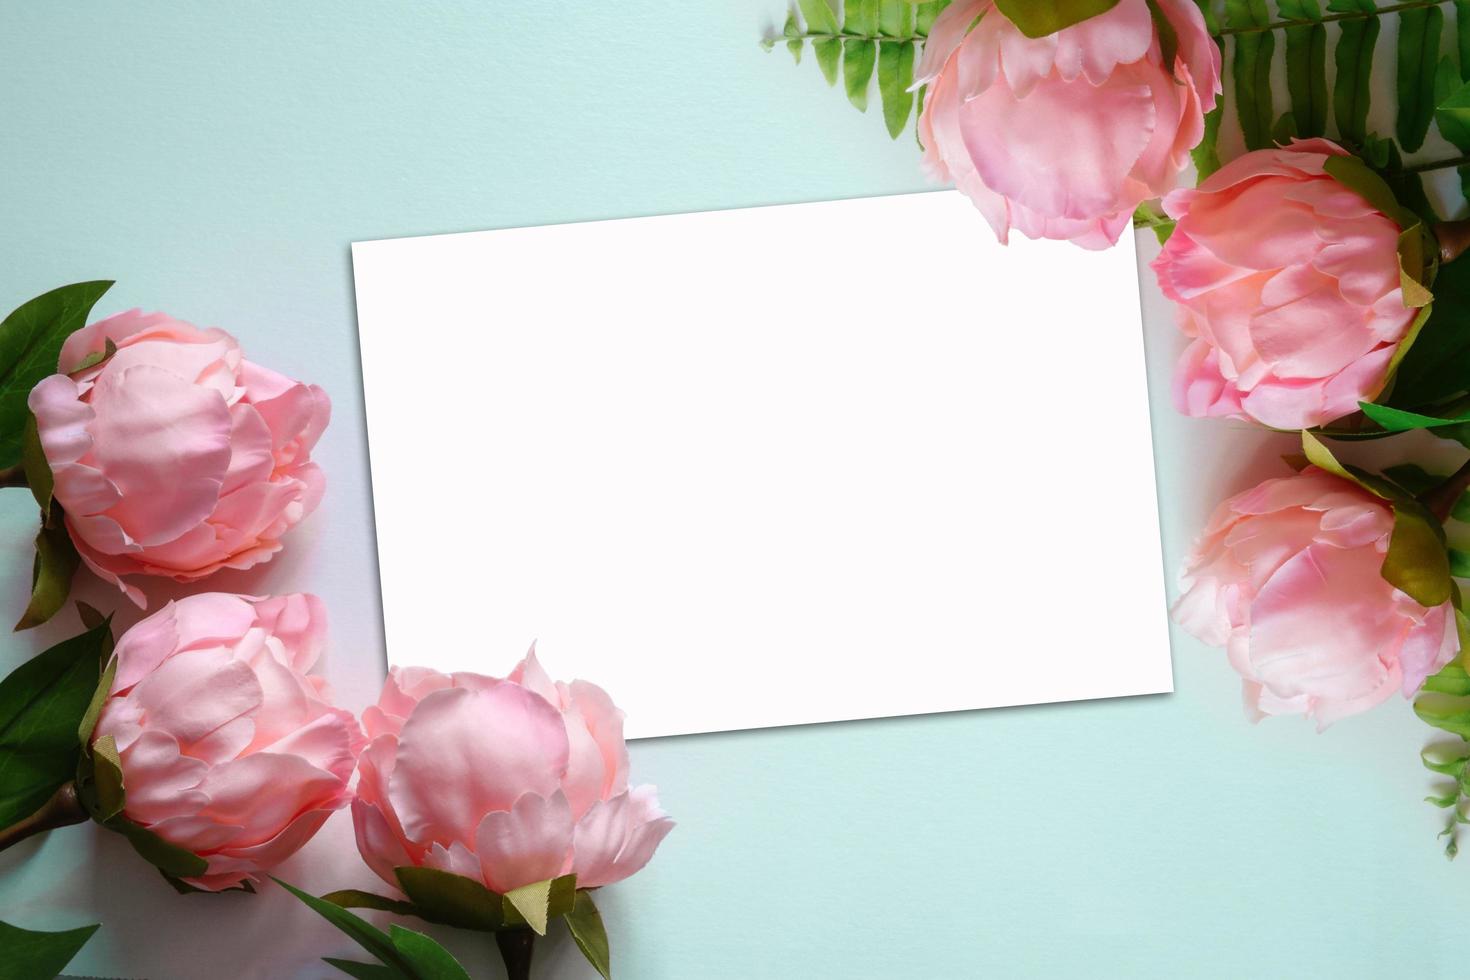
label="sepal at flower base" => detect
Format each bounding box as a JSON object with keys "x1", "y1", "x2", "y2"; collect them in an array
[
  {"x1": 992, "y1": 0, "x2": 1120, "y2": 38},
  {"x1": 14, "y1": 412, "x2": 79, "y2": 631}
]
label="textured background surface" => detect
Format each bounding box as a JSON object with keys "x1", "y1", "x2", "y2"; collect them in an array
[{"x1": 0, "y1": 3, "x2": 1464, "y2": 977}]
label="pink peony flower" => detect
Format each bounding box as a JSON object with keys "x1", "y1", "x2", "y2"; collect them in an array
[
  {"x1": 28, "y1": 310, "x2": 330, "y2": 607},
  {"x1": 914, "y1": 0, "x2": 1220, "y2": 248},
  {"x1": 353, "y1": 651, "x2": 673, "y2": 896},
  {"x1": 89, "y1": 593, "x2": 361, "y2": 891},
  {"x1": 1174, "y1": 468, "x2": 1459, "y2": 728},
  {"x1": 1153, "y1": 139, "x2": 1421, "y2": 429}
]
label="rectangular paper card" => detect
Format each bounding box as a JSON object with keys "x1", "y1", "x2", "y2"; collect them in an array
[{"x1": 352, "y1": 191, "x2": 1172, "y2": 738}]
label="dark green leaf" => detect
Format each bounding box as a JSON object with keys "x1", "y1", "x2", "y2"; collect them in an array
[
  {"x1": 879, "y1": 41, "x2": 916, "y2": 138},
  {"x1": 566, "y1": 890, "x2": 612, "y2": 980},
  {"x1": 845, "y1": 0, "x2": 879, "y2": 35},
  {"x1": 106, "y1": 815, "x2": 208, "y2": 879},
  {"x1": 1283, "y1": 17, "x2": 1328, "y2": 137},
  {"x1": 813, "y1": 37, "x2": 842, "y2": 85},
  {"x1": 1332, "y1": 4, "x2": 1380, "y2": 146},
  {"x1": 276, "y1": 878, "x2": 415, "y2": 980},
  {"x1": 0, "y1": 919, "x2": 100, "y2": 980},
  {"x1": 1383, "y1": 463, "x2": 1447, "y2": 496},
  {"x1": 1451, "y1": 547, "x2": 1470, "y2": 578},
  {"x1": 796, "y1": 0, "x2": 839, "y2": 34},
  {"x1": 1454, "y1": 491, "x2": 1470, "y2": 522},
  {"x1": 77, "y1": 654, "x2": 115, "y2": 752},
  {"x1": 1272, "y1": 111, "x2": 1299, "y2": 144},
  {"x1": 388, "y1": 926, "x2": 472, "y2": 980},
  {"x1": 14, "y1": 518, "x2": 80, "y2": 632},
  {"x1": 0, "y1": 282, "x2": 112, "y2": 471},
  {"x1": 1438, "y1": 76, "x2": 1470, "y2": 153},
  {"x1": 1457, "y1": 0, "x2": 1470, "y2": 77},
  {"x1": 323, "y1": 959, "x2": 400, "y2": 980},
  {"x1": 21, "y1": 414, "x2": 51, "y2": 521},
  {"x1": 0, "y1": 622, "x2": 107, "y2": 829},
  {"x1": 394, "y1": 866, "x2": 505, "y2": 932},
  {"x1": 1388, "y1": 255, "x2": 1470, "y2": 409},
  {"x1": 843, "y1": 39, "x2": 877, "y2": 111},
  {"x1": 1397, "y1": 6, "x2": 1444, "y2": 152},
  {"x1": 1227, "y1": 0, "x2": 1275, "y2": 150},
  {"x1": 322, "y1": 890, "x2": 419, "y2": 917},
  {"x1": 993, "y1": 0, "x2": 1121, "y2": 38}
]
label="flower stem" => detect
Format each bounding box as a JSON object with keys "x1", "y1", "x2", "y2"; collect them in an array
[
  {"x1": 1423, "y1": 459, "x2": 1470, "y2": 522},
  {"x1": 494, "y1": 929, "x2": 535, "y2": 980},
  {"x1": 1213, "y1": 0, "x2": 1452, "y2": 37},
  {"x1": 1405, "y1": 154, "x2": 1470, "y2": 175},
  {"x1": 766, "y1": 30, "x2": 928, "y2": 45},
  {"x1": 0, "y1": 465, "x2": 27, "y2": 490},
  {"x1": 0, "y1": 782, "x2": 87, "y2": 853}
]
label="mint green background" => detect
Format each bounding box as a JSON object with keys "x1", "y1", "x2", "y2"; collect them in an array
[{"x1": 0, "y1": 3, "x2": 1462, "y2": 978}]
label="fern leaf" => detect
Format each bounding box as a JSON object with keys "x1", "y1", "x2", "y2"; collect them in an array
[{"x1": 1397, "y1": 5, "x2": 1444, "y2": 152}]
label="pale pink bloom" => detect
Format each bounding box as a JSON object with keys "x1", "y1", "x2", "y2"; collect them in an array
[
  {"x1": 915, "y1": 0, "x2": 1220, "y2": 248},
  {"x1": 1153, "y1": 139, "x2": 1419, "y2": 429},
  {"x1": 1174, "y1": 468, "x2": 1459, "y2": 728},
  {"x1": 353, "y1": 651, "x2": 673, "y2": 896},
  {"x1": 28, "y1": 311, "x2": 330, "y2": 607},
  {"x1": 90, "y1": 593, "x2": 360, "y2": 891}
]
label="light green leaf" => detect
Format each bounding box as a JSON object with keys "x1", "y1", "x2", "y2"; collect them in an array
[
  {"x1": 1226, "y1": 0, "x2": 1275, "y2": 150},
  {"x1": 1397, "y1": 5, "x2": 1444, "y2": 152},
  {"x1": 993, "y1": 0, "x2": 1121, "y2": 38},
  {"x1": 1438, "y1": 76, "x2": 1470, "y2": 152},
  {"x1": 1331, "y1": 1, "x2": 1380, "y2": 146},
  {"x1": 796, "y1": 0, "x2": 839, "y2": 34},
  {"x1": 0, "y1": 621, "x2": 108, "y2": 829},
  {"x1": 843, "y1": 38, "x2": 877, "y2": 111},
  {"x1": 1424, "y1": 743, "x2": 1470, "y2": 774},
  {"x1": 388, "y1": 926, "x2": 472, "y2": 980},
  {"x1": 0, "y1": 920, "x2": 100, "y2": 980},
  {"x1": 502, "y1": 879, "x2": 553, "y2": 936},
  {"x1": 276, "y1": 878, "x2": 415, "y2": 980},
  {"x1": 1417, "y1": 692, "x2": 1470, "y2": 738},
  {"x1": 879, "y1": 0, "x2": 916, "y2": 36},
  {"x1": 813, "y1": 37, "x2": 842, "y2": 85},
  {"x1": 914, "y1": 0, "x2": 946, "y2": 35},
  {"x1": 1424, "y1": 663, "x2": 1470, "y2": 695},
  {"x1": 566, "y1": 890, "x2": 612, "y2": 980},
  {"x1": 0, "y1": 282, "x2": 113, "y2": 471},
  {"x1": 879, "y1": 40, "x2": 916, "y2": 138},
  {"x1": 77, "y1": 653, "x2": 115, "y2": 752},
  {"x1": 1360, "y1": 402, "x2": 1470, "y2": 432},
  {"x1": 846, "y1": 0, "x2": 879, "y2": 35}
]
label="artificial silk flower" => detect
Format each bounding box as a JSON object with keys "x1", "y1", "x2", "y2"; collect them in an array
[
  {"x1": 352, "y1": 651, "x2": 673, "y2": 897},
  {"x1": 85, "y1": 593, "x2": 360, "y2": 891},
  {"x1": 914, "y1": 0, "x2": 1220, "y2": 249},
  {"x1": 1173, "y1": 467, "x2": 1459, "y2": 729},
  {"x1": 27, "y1": 310, "x2": 330, "y2": 607},
  {"x1": 1153, "y1": 139, "x2": 1424, "y2": 430}
]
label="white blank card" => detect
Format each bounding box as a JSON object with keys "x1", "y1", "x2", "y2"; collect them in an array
[{"x1": 351, "y1": 191, "x2": 1171, "y2": 738}]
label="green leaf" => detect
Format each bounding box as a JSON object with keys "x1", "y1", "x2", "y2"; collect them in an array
[
  {"x1": 813, "y1": 37, "x2": 842, "y2": 85},
  {"x1": 77, "y1": 654, "x2": 115, "y2": 751},
  {"x1": 878, "y1": 40, "x2": 916, "y2": 138},
  {"x1": 106, "y1": 815, "x2": 209, "y2": 879},
  {"x1": 388, "y1": 926, "x2": 472, "y2": 980},
  {"x1": 394, "y1": 865, "x2": 505, "y2": 932},
  {"x1": 1384, "y1": 500, "x2": 1454, "y2": 607},
  {"x1": 0, "y1": 621, "x2": 108, "y2": 829},
  {"x1": 276, "y1": 878, "x2": 416, "y2": 980},
  {"x1": 845, "y1": 0, "x2": 879, "y2": 36},
  {"x1": 843, "y1": 39, "x2": 877, "y2": 111},
  {"x1": 1361, "y1": 402, "x2": 1470, "y2": 432},
  {"x1": 322, "y1": 889, "x2": 420, "y2": 917},
  {"x1": 502, "y1": 879, "x2": 554, "y2": 936},
  {"x1": 1389, "y1": 255, "x2": 1470, "y2": 409},
  {"x1": 1397, "y1": 5, "x2": 1444, "y2": 152},
  {"x1": 879, "y1": 0, "x2": 915, "y2": 36},
  {"x1": 1383, "y1": 462, "x2": 1447, "y2": 495},
  {"x1": 14, "y1": 518, "x2": 80, "y2": 632},
  {"x1": 0, "y1": 920, "x2": 100, "y2": 980},
  {"x1": 1451, "y1": 547, "x2": 1470, "y2": 578},
  {"x1": 323, "y1": 959, "x2": 400, "y2": 980},
  {"x1": 1457, "y1": 0, "x2": 1470, "y2": 78},
  {"x1": 1331, "y1": 2, "x2": 1380, "y2": 146},
  {"x1": 1417, "y1": 692, "x2": 1470, "y2": 738},
  {"x1": 0, "y1": 282, "x2": 112, "y2": 471},
  {"x1": 1424, "y1": 664, "x2": 1470, "y2": 695},
  {"x1": 88, "y1": 734, "x2": 124, "y2": 822},
  {"x1": 1227, "y1": 0, "x2": 1275, "y2": 150},
  {"x1": 1192, "y1": 104, "x2": 1224, "y2": 179},
  {"x1": 1427, "y1": 788, "x2": 1460, "y2": 807},
  {"x1": 21, "y1": 414, "x2": 52, "y2": 521},
  {"x1": 1280, "y1": 0, "x2": 1327, "y2": 138},
  {"x1": 1437, "y1": 76, "x2": 1470, "y2": 152},
  {"x1": 993, "y1": 0, "x2": 1121, "y2": 38},
  {"x1": 1423, "y1": 743, "x2": 1470, "y2": 774},
  {"x1": 796, "y1": 0, "x2": 839, "y2": 34},
  {"x1": 566, "y1": 890, "x2": 612, "y2": 980},
  {"x1": 914, "y1": 0, "x2": 946, "y2": 35},
  {"x1": 1455, "y1": 491, "x2": 1470, "y2": 522}
]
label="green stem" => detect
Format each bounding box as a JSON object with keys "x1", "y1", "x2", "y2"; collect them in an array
[
  {"x1": 0, "y1": 782, "x2": 87, "y2": 853},
  {"x1": 769, "y1": 30, "x2": 929, "y2": 44},
  {"x1": 1422, "y1": 458, "x2": 1470, "y2": 522},
  {"x1": 1213, "y1": 0, "x2": 1453, "y2": 37},
  {"x1": 494, "y1": 929, "x2": 535, "y2": 980},
  {"x1": 1405, "y1": 154, "x2": 1470, "y2": 175}
]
